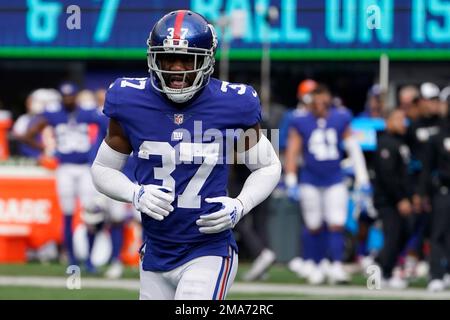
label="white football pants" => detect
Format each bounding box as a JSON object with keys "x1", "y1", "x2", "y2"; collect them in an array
[
  {"x1": 55, "y1": 163, "x2": 98, "y2": 215},
  {"x1": 299, "y1": 182, "x2": 348, "y2": 230},
  {"x1": 139, "y1": 247, "x2": 238, "y2": 300}
]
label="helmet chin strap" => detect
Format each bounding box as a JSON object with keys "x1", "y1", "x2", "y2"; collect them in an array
[
  {"x1": 162, "y1": 71, "x2": 196, "y2": 103},
  {"x1": 147, "y1": 50, "x2": 214, "y2": 103},
  {"x1": 166, "y1": 91, "x2": 195, "y2": 103}
]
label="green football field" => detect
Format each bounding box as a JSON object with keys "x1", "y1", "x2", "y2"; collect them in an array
[{"x1": 0, "y1": 262, "x2": 439, "y2": 300}]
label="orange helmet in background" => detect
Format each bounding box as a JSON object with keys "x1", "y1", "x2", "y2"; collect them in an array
[{"x1": 297, "y1": 79, "x2": 318, "y2": 104}]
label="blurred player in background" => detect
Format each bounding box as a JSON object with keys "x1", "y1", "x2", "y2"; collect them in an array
[
  {"x1": 12, "y1": 89, "x2": 60, "y2": 159},
  {"x1": 12, "y1": 91, "x2": 48, "y2": 159},
  {"x1": 285, "y1": 85, "x2": 370, "y2": 284},
  {"x1": 91, "y1": 10, "x2": 281, "y2": 299},
  {"x1": 350, "y1": 84, "x2": 391, "y2": 270},
  {"x1": 76, "y1": 89, "x2": 97, "y2": 110},
  {"x1": 22, "y1": 82, "x2": 105, "y2": 270},
  {"x1": 278, "y1": 79, "x2": 317, "y2": 279},
  {"x1": 279, "y1": 79, "x2": 318, "y2": 153}
]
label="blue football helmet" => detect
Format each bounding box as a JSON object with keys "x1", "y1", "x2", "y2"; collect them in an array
[{"x1": 147, "y1": 10, "x2": 218, "y2": 103}]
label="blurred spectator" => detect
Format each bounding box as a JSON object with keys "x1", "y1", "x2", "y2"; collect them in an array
[
  {"x1": 419, "y1": 113, "x2": 450, "y2": 292},
  {"x1": 398, "y1": 85, "x2": 420, "y2": 121},
  {"x1": 397, "y1": 84, "x2": 439, "y2": 279},
  {"x1": 439, "y1": 85, "x2": 450, "y2": 119},
  {"x1": 373, "y1": 110, "x2": 412, "y2": 289},
  {"x1": 358, "y1": 84, "x2": 384, "y2": 118},
  {"x1": 418, "y1": 82, "x2": 442, "y2": 118},
  {"x1": 407, "y1": 82, "x2": 445, "y2": 206}
]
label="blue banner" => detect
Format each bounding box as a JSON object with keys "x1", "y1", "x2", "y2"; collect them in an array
[{"x1": 0, "y1": 0, "x2": 449, "y2": 58}]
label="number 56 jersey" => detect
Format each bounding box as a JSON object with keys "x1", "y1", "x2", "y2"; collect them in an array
[{"x1": 103, "y1": 77, "x2": 261, "y2": 271}]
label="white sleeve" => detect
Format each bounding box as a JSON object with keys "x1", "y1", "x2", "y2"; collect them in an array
[
  {"x1": 343, "y1": 135, "x2": 369, "y2": 187},
  {"x1": 235, "y1": 134, "x2": 282, "y2": 215},
  {"x1": 91, "y1": 140, "x2": 138, "y2": 203}
]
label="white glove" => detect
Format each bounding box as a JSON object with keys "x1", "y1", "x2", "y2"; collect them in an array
[
  {"x1": 196, "y1": 197, "x2": 244, "y2": 234},
  {"x1": 132, "y1": 185, "x2": 174, "y2": 221}
]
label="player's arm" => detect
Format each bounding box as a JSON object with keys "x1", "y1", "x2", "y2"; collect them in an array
[
  {"x1": 91, "y1": 118, "x2": 174, "y2": 221},
  {"x1": 342, "y1": 126, "x2": 369, "y2": 187},
  {"x1": 197, "y1": 123, "x2": 282, "y2": 234},
  {"x1": 21, "y1": 116, "x2": 47, "y2": 152},
  {"x1": 104, "y1": 118, "x2": 132, "y2": 154},
  {"x1": 235, "y1": 123, "x2": 282, "y2": 214},
  {"x1": 284, "y1": 127, "x2": 303, "y2": 190}
]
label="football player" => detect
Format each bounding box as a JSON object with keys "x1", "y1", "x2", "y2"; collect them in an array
[
  {"x1": 285, "y1": 84, "x2": 370, "y2": 284},
  {"x1": 23, "y1": 82, "x2": 105, "y2": 269},
  {"x1": 91, "y1": 10, "x2": 281, "y2": 300}
]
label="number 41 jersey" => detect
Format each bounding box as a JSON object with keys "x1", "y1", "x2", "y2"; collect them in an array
[
  {"x1": 103, "y1": 77, "x2": 261, "y2": 271},
  {"x1": 290, "y1": 107, "x2": 352, "y2": 187}
]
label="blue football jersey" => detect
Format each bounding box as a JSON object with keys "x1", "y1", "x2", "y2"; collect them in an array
[
  {"x1": 290, "y1": 107, "x2": 352, "y2": 187},
  {"x1": 42, "y1": 107, "x2": 104, "y2": 164},
  {"x1": 103, "y1": 77, "x2": 261, "y2": 271}
]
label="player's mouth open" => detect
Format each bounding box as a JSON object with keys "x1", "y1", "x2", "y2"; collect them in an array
[{"x1": 169, "y1": 75, "x2": 188, "y2": 89}]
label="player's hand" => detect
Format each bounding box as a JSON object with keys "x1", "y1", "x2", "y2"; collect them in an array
[
  {"x1": 132, "y1": 185, "x2": 174, "y2": 221},
  {"x1": 353, "y1": 183, "x2": 377, "y2": 218},
  {"x1": 196, "y1": 197, "x2": 244, "y2": 234},
  {"x1": 286, "y1": 185, "x2": 300, "y2": 202},
  {"x1": 284, "y1": 173, "x2": 299, "y2": 202},
  {"x1": 353, "y1": 183, "x2": 373, "y2": 209},
  {"x1": 355, "y1": 183, "x2": 373, "y2": 197}
]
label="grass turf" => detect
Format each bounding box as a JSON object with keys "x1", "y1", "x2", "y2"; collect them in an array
[{"x1": 0, "y1": 262, "x2": 429, "y2": 300}]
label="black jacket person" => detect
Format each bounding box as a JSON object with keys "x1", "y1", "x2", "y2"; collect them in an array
[
  {"x1": 418, "y1": 121, "x2": 450, "y2": 287},
  {"x1": 374, "y1": 110, "x2": 413, "y2": 284}
]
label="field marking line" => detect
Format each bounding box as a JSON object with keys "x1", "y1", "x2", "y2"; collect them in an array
[{"x1": 0, "y1": 276, "x2": 449, "y2": 299}]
